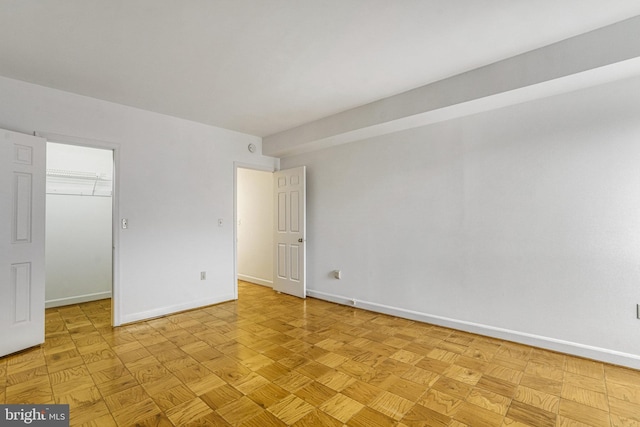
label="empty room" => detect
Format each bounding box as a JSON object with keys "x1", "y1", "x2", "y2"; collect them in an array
[{"x1": 2, "y1": 1, "x2": 640, "y2": 426}]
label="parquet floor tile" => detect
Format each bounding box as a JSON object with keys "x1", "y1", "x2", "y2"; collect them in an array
[
  {"x1": 2, "y1": 281, "x2": 640, "y2": 426},
  {"x1": 291, "y1": 409, "x2": 341, "y2": 427},
  {"x1": 418, "y1": 389, "x2": 462, "y2": 417}
]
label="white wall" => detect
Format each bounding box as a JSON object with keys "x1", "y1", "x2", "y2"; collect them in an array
[
  {"x1": 45, "y1": 143, "x2": 113, "y2": 307},
  {"x1": 46, "y1": 196, "x2": 113, "y2": 306},
  {"x1": 0, "y1": 76, "x2": 278, "y2": 325},
  {"x1": 237, "y1": 168, "x2": 273, "y2": 286},
  {"x1": 281, "y1": 75, "x2": 640, "y2": 369}
]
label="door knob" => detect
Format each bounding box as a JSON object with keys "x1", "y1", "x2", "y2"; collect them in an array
[{"x1": 298, "y1": 238, "x2": 304, "y2": 242}]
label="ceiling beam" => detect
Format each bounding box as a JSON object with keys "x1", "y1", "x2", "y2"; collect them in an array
[{"x1": 263, "y1": 15, "x2": 640, "y2": 158}]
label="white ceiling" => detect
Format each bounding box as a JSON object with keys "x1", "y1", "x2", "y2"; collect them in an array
[{"x1": 1, "y1": 1, "x2": 640, "y2": 137}]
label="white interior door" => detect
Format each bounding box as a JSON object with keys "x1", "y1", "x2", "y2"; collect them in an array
[
  {"x1": 273, "y1": 166, "x2": 306, "y2": 298},
  {"x1": 0, "y1": 129, "x2": 46, "y2": 357}
]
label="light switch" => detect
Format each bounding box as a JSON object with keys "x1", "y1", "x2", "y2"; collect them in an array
[
  {"x1": 121, "y1": 218, "x2": 128, "y2": 229},
  {"x1": 218, "y1": 218, "x2": 223, "y2": 227}
]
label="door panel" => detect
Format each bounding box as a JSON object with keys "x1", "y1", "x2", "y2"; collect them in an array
[
  {"x1": 0, "y1": 129, "x2": 46, "y2": 357},
  {"x1": 12, "y1": 262, "x2": 32, "y2": 323},
  {"x1": 273, "y1": 166, "x2": 306, "y2": 298},
  {"x1": 13, "y1": 172, "x2": 33, "y2": 242}
]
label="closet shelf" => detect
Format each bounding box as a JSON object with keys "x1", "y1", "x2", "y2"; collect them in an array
[{"x1": 46, "y1": 168, "x2": 112, "y2": 197}]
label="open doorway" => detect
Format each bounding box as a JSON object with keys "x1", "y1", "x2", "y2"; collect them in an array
[
  {"x1": 45, "y1": 142, "x2": 114, "y2": 313},
  {"x1": 236, "y1": 167, "x2": 274, "y2": 290}
]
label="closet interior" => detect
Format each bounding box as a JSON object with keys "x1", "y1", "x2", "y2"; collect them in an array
[{"x1": 45, "y1": 142, "x2": 113, "y2": 308}]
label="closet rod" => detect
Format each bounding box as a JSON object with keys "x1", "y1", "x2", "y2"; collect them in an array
[
  {"x1": 46, "y1": 192, "x2": 112, "y2": 197},
  {"x1": 46, "y1": 172, "x2": 111, "y2": 181}
]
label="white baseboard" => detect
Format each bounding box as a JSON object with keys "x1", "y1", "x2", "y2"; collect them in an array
[
  {"x1": 306, "y1": 289, "x2": 640, "y2": 370},
  {"x1": 238, "y1": 274, "x2": 273, "y2": 288},
  {"x1": 119, "y1": 294, "x2": 236, "y2": 325},
  {"x1": 46, "y1": 291, "x2": 112, "y2": 308}
]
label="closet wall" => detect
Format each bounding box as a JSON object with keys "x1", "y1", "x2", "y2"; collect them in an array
[{"x1": 46, "y1": 142, "x2": 113, "y2": 308}]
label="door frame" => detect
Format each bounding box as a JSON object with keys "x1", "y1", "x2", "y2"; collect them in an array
[
  {"x1": 233, "y1": 162, "x2": 275, "y2": 299},
  {"x1": 36, "y1": 132, "x2": 122, "y2": 326}
]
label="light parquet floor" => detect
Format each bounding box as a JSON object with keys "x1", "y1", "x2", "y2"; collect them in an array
[{"x1": 1, "y1": 281, "x2": 640, "y2": 426}]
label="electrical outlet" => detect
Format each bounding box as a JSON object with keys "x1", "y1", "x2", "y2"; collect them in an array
[{"x1": 200, "y1": 271, "x2": 206, "y2": 280}]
